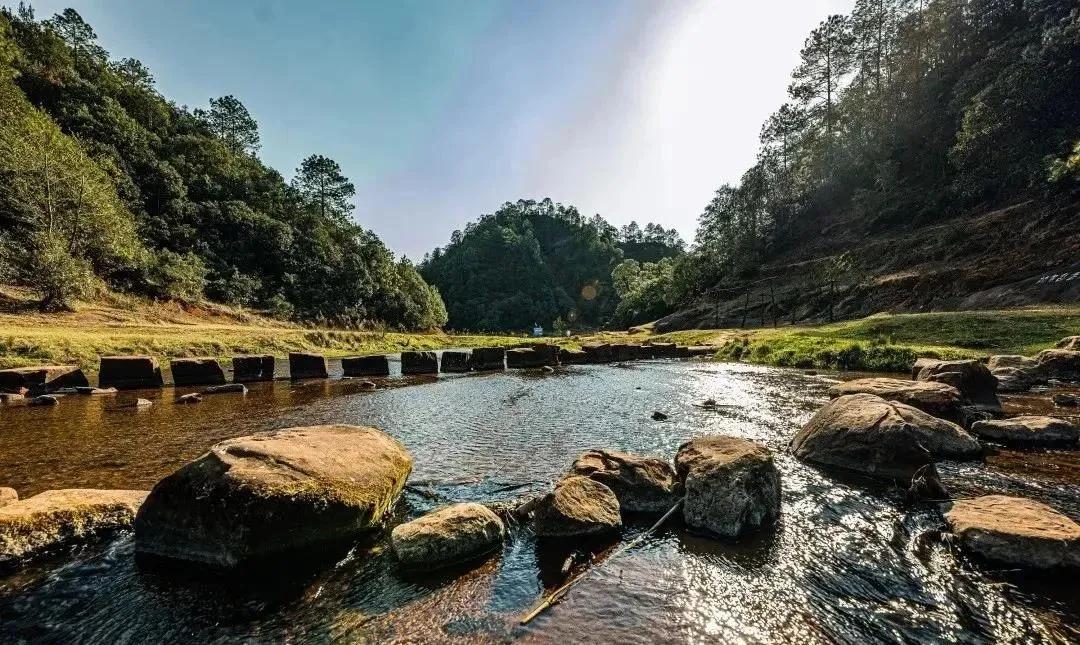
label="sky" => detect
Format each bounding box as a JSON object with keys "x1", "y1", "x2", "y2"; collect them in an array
[{"x1": 28, "y1": 0, "x2": 854, "y2": 259}]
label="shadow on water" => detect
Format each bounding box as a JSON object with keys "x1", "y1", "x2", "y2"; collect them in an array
[{"x1": 1, "y1": 361, "x2": 1079, "y2": 643}]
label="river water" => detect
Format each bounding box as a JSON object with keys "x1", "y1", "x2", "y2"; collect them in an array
[{"x1": 0, "y1": 360, "x2": 1078, "y2": 643}]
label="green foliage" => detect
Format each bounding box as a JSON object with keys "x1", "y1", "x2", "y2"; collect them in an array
[
  {"x1": 29, "y1": 231, "x2": 102, "y2": 311},
  {"x1": 147, "y1": 249, "x2": 207, "y2": 302},
  {"x1": 611, "y1": 257, "x2": 678, "y2": 326}
]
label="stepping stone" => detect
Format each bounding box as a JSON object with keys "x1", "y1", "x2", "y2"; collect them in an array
[{"x1": 945, "y1": 495, "x2": 1080, "y2": 569}]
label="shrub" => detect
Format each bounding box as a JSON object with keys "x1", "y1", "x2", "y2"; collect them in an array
[
  {"x1": 147, "y1": 250, "x2": 207, "y2": 302},
  {"x1": 30, "y1": 232, "x2": 101, "y2": 311}
]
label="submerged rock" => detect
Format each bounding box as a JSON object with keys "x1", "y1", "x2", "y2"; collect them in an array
[
  {"x1": 391, "y1": 502, "x2": 505, "y2": 568},
  {"x1": 569, "y1": 449, "x2": 679, "y2": 513},
  {"x1": 790, "y1": 394, "x2": 981, "y2": 482},
  {"x1": 914, "y1": 359, "x2": 1000, "y2": 409},
  {"x1": 675, "y1": 435, "x2": 781, "y2": 537},
  {"x1": 828, "y1": 378, "x2": 966, "y2": 424},
  {"x1": 652, "y1": 411, "x2": 668, "y2": 421},
  {"x1": 203, "y1": 383, "x2": 247, "y2": 395},
  {"x1": 970, "y1": 416, "x2": 1079, "y2": 447},
  {"x1": 531, "y1": 476, "x2": 621, "y2": 537},
  {"x1": 135, "y1": 425, "x2": 413, "y2": 567},
  {"x1": 944, "y1": 495, "x2": 1080, "y2": 569},
  {"x1": 29, "y1": 395, "x2": 59, "y2": 407},
  {"x1": 1036, "y1": 349, "x2": 1080, "y2": 382},
  {"x1": 0, "y1": 489, "x2": 148, "y2": 569}
]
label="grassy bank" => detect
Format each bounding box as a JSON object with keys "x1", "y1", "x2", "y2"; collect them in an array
[{"x1": 647, "y1": 308, "x2": 1080, "y2": 373}]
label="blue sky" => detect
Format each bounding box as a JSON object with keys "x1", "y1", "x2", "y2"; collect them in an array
[{"x1": 27, "y1": 0, "x2": 853, "y2": 259}]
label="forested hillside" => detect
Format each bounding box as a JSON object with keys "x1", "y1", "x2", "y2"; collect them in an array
[
  {"x1": 0, "y1": 6, "x2": 446, "y2": 329},
  {"x1": 419, "y1": 199, "x2": 683, "y2": 331},
  {"x1": 650, "y1": 0, "x2": 1080, "y2": 329}
]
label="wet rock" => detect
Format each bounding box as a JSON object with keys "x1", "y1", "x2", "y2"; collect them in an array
[
  {"x1": 0, "y1": 488, "x2": 16, "y2": 507},
  {"x1": 541, "y1": 365, "x2": 555, "y2": 374},
  {"x1": 570, "y1": 450, "x2": 679, "y2": 514},
  {"x1": 358, "y1": 380, "x2": 377, "y2": 390},
  {"x1": 98, "y1": 356, "x2": 164, "y2": 390},
  {"x1": 0, "y1": 393, "x2": 24, "y2": 403},
  {"x1": 170, "y1": 358, "x2": 227, "y2": 386},
  {"x1": 612, "y1": 344, "x2": 640, "y2": 362},
  {"x1": 914, "y1": 359, "x2": 1000, "y2": 409},
  {"x1": 531, "y1": 344, "x2": 560, "y2": 365},
  {"x1": 29, "y1": 395, "x2": 59, "y2": 407},
  {"x1": 0, "y1": 365, "x2": 88, "y2": 394},
  {"x1": 675, "y1": 435, "x2": 781, "y2": 537},
  {"x1": 342, "y1": 355, "x2": 390, "y2": 377},
  {"x1": 582, "y1": 343, "x2": 613, "y2": 364},
  {"x1": 991, "y1": 367, "x2": 1038, "y2": 393},
  {"x1": 123, "y1": 398, "x2": 153, "y2": 408},
  {"x1": 135, "y1": 425, "x2": 413, "y2": 567},
  {"x1": 790, "y1": 394, "x2": 981, "y2": 482},
  {"x1": 1036, "y1": 349, "x2": 1080, "y2": 382},
  {"x1": 1053, "y1": 393, "x2": 1079, "y2": 407},
  {"x1": 908, "y1": 463, "x2": 948, "y2": 501},
  {"x1": 648, "y1": 343, "x2": 679, "y2": 358},
  {"x1": 439, "y1": 351, "x2": 470, "y2": 373},
  {"x1": 558, "y1": 348, "x2": 588, "y2": 365},
  {"x1": 0, "y1": 489, "x2": 148, "y2": 569},
  {"x1": 1056, "y1": 336, "x2": 1080, "y2": 351},
  {"x1": 176, "y1": 393, "x2": 202, "y2": 405},
  {"x1": 203, "y1": 383, "x2": 247, "y2": 395},
  {"x1": 391, "y1": 502, "x2": 505, "y2": 568},
  {"x1": 401, "y1": 351, "x2": 438, "y2": 375},
  {"x1": 75, "y1": 386, "x2": 116, "y2": 395},
  {"x1": 652, "y1": 411, "x2": 668, "y2": 421},
  {"x1": 469, "y1": 347, "x2": 505, "y2": 371},
  {"x1": 289, "y1": 352, "x2": 328, "y2": 380},
  {"x1": 970, "y1": 416, "x2": 1079, "y2": 447},
  {"x1": 944, "y1": 495, "x2": 1080, "y2": 569},
  {"x1": 232, "y1": 355, "x2": 275, "y2": 382},
  {"x1": 828, "y1": 378, "x2": 966, "y2": 425},
  {"x1": 506, "y1": 348, "x2": 546, "y2": 369},
  {"x1": 531, "y1": 476, "x2": 621, "y2": 537},
  {"x1": 987, "y1": 355, "x2": 1037, "y2": 371}
]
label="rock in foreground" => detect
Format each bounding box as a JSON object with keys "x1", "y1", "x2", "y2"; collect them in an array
[
  {"x1": 531, "y1": 476, "x2": 621, "y2": 537},
  {"x1": 828, "y1": 378, "x2": 965, "y2": 424},
  {"x1": 1, "y1": 489, "x2": 148, "y2": 568},
  {"x1": 569, "y1": 449, "x2": 679, "y2": 513},
  {"x1": 970, "y1": 416, "x2": 1079, "y2": 447},
  {"x1": 135, "y1": 425, "x2": 412, "y2": 567},
  {"x1": 675, "y1": 435, "x2": 781, "y2": 537},
  {"x1": 790, "y1": 394, "x2": 981, "y2": 482},
  {"x1": 945, "y1": 495, "x2": 1080, "y2": 569},
  {"x1": 391, "y1": 503, "x2": 504, "y2": 568}
]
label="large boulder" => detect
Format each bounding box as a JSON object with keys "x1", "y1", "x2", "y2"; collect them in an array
[
  {"x1": 790, "y1": 394, "x2": 981, "y2": 482},
  {"x1": 675, "y1": 435, "x2": 781, "y2": 537},
  {"x1": 970, "y1": 416, "x2": 1079, "y2": 447},
  {"x1": 530, "y1": 476, "x2": 621, "y2": 537},
  {"x1": 1056, "y1": 336, "x2": 1080, "y2": 351},
  {"x1": 569, "y1": 450, "x2": 679, "y2": 514},
  {"x1": 914, "y1": 359, "x2": 1000, "y2": 408},
  {"x1": 289, "y1": 352, "x2": 328, "y2": 380},
  {"x1": 342, "y1": 355, "x2": 390, "y2": 377},
  {"x1": 232, "y1": 355, "x2": 276, "y2": 382},
  {"x1": 0, "y1": 489, "x2": 147, "y2": 569},
  {"x1": 401, "y1": 351, "x2": 437, "y2": 375},
  {"x1": 439, "y1": 351, "x2": 470, "y2": 373},
  {"x1": 911, "y1": 357, "x2": 939, "y2": 380},
  {"x1": 0, "y1": 365, "x2": 88, "y2": 394},
  {"x1": 98, "y1": 356, "x2": 164, "y2": 390},
  {"x1": 1036, "y1": 349, "x2": 1080, "y2": 382},
  {"x1": 170, "y1": 358, "x2": 227, "y2": 386},
  {"x1": 135, "y1": 425, "x2": 413, "y2": 567},
  {"x1": 391, "y1": 502, "x2": 505, "y2": 568},
  {"x1": 469, "y1": 347, "x2": 505, "y2": 371},
  {"x1": 991, "y1": 367, "x2": 1038, "y2": 393},
  {"x1": 944, "y1": 495, "x2": 1080, "y2": 569},
  {"x1": 828, "y1": 378, "x2": 966, "y2": 424}
]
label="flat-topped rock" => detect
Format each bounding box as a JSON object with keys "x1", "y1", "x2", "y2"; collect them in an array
[
  {"x1": 203, "y1": 383, "x2": 247, "y2": 395},
  {"x1": 828, "y1": 378, "x2": 965, "y2": 424},
  {"x1": 648, "y1": 343, "x2": 679, "y2": 358},
  {"x1": 0, "y1": 489, "x2": 148, "y2": 569},
  {"x1": 612, "y1": 344, "x2": 640, "y2": 362},
  {"x1": 170, "y1": 358, "x2": 226, "y2": 386},
  {"x1": 914, "y1": 359, "x2": 999, "y2": 408},
  {"x1": 558, "y1": 348, "x2": 588, "y2": 365},
  {"x1": 401, "y1": 351, "x2": 438, "y2": 375},
  {"x1": 289, "y1": 352, "x2": 328, "y2": 380},
  {"x1": 29, "y1": 395, "x2": 58, "y2": 407},
  {"x1": 531, "y1": 475, "x2": 621, "y2": 537},
  {"x1": 970, "y1": 416, "x2": 1079, "y2": 447},
  {"x1": 945, "y1": 495, "x2": 1080, "y2": 569},
  {"x1": 469, "y1": 347, "x2": 505, "y2": 371},
  {"x1": 686, "y1": 346, "x2": 721, "y2": 357},
  {"x1": 582, "y1": 343, "x2": 614, "y2": 363},
  {"x1": 790, "y1": 394, "x2": 981, "y2": 482},
  {"x1": 135, "y1": 425, "x2": 413, "y2": 567},
  {"x1": 342, "y1": 355, "x2": 390, "y2": 377},
  {"x1": 1036, "y1": 349, "x2": 1080, "y2": 381},
  {"x1": 0, "y1": 365, "x2": 88, "y2": 394},
  {"x1": 569, "y1": 449, "x2": 679, "y2": 514},
  {"x1": 99, "y1": 356, "x2": 164, "y2": 390},
  {"x1": 506, "y1": 348, "x2": 547, "y2": 369},
  {"x1": 232, "y1": 355, "x2": 275, "y2": 382},
  {"x1": 1056, "y1": 336, "x2": 1080, "y2": 351},
  {"x1": 439, "y1": 351, "x2": 470, "y2": 373},
  {"x1": 675, "y1": 435, "x2": 781, "y2": 537},
  {"x1": 987, "y1": 355, "x2": 1037, "y2": 371},
  {"x1": 391, "y1": 502, "x2": 505, "y2": 568}
]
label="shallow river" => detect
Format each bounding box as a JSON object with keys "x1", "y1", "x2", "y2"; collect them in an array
[{"x1": 1, "y1": 360, "x2": 1078, "y2": 643}]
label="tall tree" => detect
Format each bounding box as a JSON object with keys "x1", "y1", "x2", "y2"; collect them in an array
[
  {"x1": 292, "y1": 154, "x2": 356, "y2": 221},
  {"x1": 46, "y1": 8, "x2": 103, "y2": 66},
  {"x1": 195, "y1": 95, "x2": 260, "y2": 155},
  {"x1": 789, "y1": 14, "x2": 855, "y2": 172}
]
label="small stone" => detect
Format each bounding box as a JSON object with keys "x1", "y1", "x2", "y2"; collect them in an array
[
  {"x1": 203, "y1": 383, "x2": 248, "y2": 395},
  {"x1": 945, "y1": 495, "x2": 1080, "y2": 569},
  {"x1": 359, "y1": 380, "x2": 377, "y2": 390},
  {"x1": 29, "y1": 395, "x2": 59, "y2": 407},
  {"x1": 541, "y1": 365, "x2": 555, "y2": 373},
  {"x1": 176, "y1": 393, "x2": 202, "y2": 405},
  {"x1": 0, "y1": 393, "x2": 25, "y2": 403},
  {"x1": 652, "y1": 411, "x2": 668, "y2": 421},
  {"x1": 391, "y1": 503, "x2": 505, "y2": 568},
  {"x1": 76, "y1": 386, "x2": 117, "y2": 395},
  {"x1": 1053, "y1": 393, "x2": 1079, "y2": 407},
  {"x1": 971, "y1": 416, "x2": 1078, "y2": 447}
]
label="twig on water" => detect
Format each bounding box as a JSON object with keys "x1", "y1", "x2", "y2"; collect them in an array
[{"x1": 518, "y1": 498, "x2": 684, "y2": 625}]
